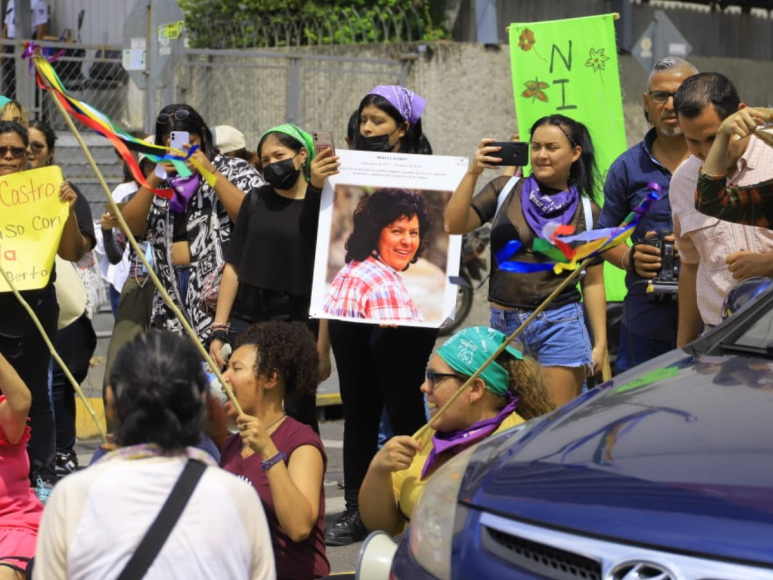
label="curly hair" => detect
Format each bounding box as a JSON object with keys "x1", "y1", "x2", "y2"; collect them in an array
[
  {"x1": 109, "y1": 331, "x2": 208, "y2": 450},
  {"x1": 235, "y1": 321, "x2": 319, "y2": 403},
  {"x1": 344, "y1": 187, "x2": 432, "y2": 269},
  {"x1": 496, "y1": 352, "x2": 555, "y2": 419}
]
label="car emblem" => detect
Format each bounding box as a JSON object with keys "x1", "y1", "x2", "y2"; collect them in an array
[{"x1": 608, "y1": 561, "x2": 675, "y2": 580}]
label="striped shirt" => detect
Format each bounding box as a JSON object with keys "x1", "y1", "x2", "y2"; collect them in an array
[
  {"x1": 670, "y1": 136, "x2": 773, "y2": 325},
  {"x1": 323, "y1": 255, "x2": 424, "y2": 322}
]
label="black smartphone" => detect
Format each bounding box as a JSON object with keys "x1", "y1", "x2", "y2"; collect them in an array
[{"x1": 489, "y1": 141, "x2": 529, "y2": 166}]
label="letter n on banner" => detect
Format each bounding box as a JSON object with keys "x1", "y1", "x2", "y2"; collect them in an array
[
  {"x1": 0, "y1": 166, "x2": 69, "y2": 292},
  {"x1": 509, "y1": 14, "x2": 628, "y2": 301}
]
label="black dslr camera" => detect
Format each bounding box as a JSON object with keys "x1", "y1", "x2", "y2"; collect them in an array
[{"x1": 643, "y1": 229, "x2": 679, "y2": 299}]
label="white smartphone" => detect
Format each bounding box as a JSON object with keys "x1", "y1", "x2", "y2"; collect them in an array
[
  {"x1": 170, "y1": 131, "x2": 189, "y2": 151},
  {"x1": 313, "y1": 130, "x2": 335, "y2": 157}
]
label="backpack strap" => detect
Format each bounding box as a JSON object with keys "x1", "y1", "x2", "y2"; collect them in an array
[
  {"x1": 582, "y1": 196, "x2": 593, "y2": 231},
  {"x1": 117, "y1": 459, "x2": 207, "y2": 580},
  {"x1": 496, "y1": 176, "x2": 521, "y2": 215}
]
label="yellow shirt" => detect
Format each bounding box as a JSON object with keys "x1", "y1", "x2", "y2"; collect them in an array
[{"x1": 391, "y1": 412, "x2": 524, "y2": 528}]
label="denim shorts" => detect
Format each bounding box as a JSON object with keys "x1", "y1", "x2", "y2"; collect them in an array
[{"x1": 490, "y1": 302, "x2": 592, "y2": 371}]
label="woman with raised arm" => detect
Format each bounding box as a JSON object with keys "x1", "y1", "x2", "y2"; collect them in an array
[
  {"x1": 445, "y1": 114, "x2": 606, "y2": 407},
  {"x1": 120, "y1": 104, "x2": 264, "y2": 343},
  {"x1": 208, "y1": 124, "x2": 339, "y2": 431}
]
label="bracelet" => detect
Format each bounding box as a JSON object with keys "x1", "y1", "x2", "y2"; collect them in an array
[
  {"x1": 622, "y1": 246, "x2": 632, "y2": 273},
  {"x1": 211, "y1": 329, "x2": 230, "y2": 343},
  {"x1": 261, "y1": 451, "x2": 287, "y2": 471},
  {"x1": 211, "y1": 322, "x2": 230, "y2": 330}
]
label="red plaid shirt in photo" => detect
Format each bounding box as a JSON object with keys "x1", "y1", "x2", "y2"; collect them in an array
[{"x1": 324, "y1": 255, "x2": 424, "y2": 322}]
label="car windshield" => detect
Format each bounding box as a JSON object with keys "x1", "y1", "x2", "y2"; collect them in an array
[{"x1": 728, "y1": 305, "x2": 773, "y2": 352}]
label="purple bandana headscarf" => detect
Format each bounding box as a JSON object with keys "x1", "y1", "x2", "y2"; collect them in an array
[
  {"x1": 367, "y1": 85, "x2": 426, "y2": 128},
  {"x1": 168, "y1": 172, "x2": 202, "y2": 213},
  {"x1": 520, "y1": 175, "x2": 579, "y2": 237},
  {"x1": 421, "y1": 396, "x2": 520, "y2": 478}
]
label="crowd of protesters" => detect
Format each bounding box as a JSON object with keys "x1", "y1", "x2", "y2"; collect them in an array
[{"x1": 0, "y1": 50, "x2": 772, "y2": 579}]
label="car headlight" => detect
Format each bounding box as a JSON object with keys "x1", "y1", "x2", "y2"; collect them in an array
[{"x1": 409, "y1": 445, "x2": 476, "y2": 580}]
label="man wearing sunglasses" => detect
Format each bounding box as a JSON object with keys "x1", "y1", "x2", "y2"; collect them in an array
[{"x1": 599, "y1": 57, "x2": 698, "y2": 374}]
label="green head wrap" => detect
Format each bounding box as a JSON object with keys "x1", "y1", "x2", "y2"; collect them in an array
[
  {"x1": 260, "y1": 123, "x2": 315, "y2": 169},
  {"x1": 436, "y1": 326, "x2": 523, "y2": 398},
  {"x1": 0, "y1": 96, "x2": 12, "y2": 111}
]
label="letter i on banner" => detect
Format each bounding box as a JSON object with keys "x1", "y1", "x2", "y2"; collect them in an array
[
  {"x1": 0, "y1": 167, "x2": 69, "y2": 292},
  {"x1": 509, "y1": 14, "x2": 628, "y2": 301}
]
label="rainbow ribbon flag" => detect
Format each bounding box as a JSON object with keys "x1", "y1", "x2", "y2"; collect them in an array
[
  {"x1": 23, "y1": 45, "x2": 218, "y2": 198},
  {"x1": 496, "y1": 184, "x2": 663, "y2": 274}
]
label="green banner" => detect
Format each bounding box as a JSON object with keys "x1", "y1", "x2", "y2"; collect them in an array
[{"x1": 509, "y1": 14, "x2": 628, "y2": 302}]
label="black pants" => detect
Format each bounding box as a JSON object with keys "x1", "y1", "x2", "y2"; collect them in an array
[
  {"x1": 0, "y1": 285, "x2": 59, "y2": 481},
  {"x1": 328, "y1": 321, "x2": 435, "y2": 507},
  {"x1": 229, "y1": 285, "x2": 320, "y2": 433},
  {"x1": 51, "y1": 313, "x2": 97, "y2": 455}
]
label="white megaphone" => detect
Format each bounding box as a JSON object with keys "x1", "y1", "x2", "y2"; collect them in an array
[{"x1": 355, "y1": 531, "x2": 398, "y2": 580}]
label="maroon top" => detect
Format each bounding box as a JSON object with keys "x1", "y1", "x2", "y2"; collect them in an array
[{"x1": 220, "y1": 417, "x2": 330, "y2": 580}]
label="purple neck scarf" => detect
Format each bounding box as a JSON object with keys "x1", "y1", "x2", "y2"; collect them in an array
[
  {"x1": 520, "y1": 176, "x2": 579, "y2": 237},
  {"x1": 168, "y1": 173, "x2": 202, "y2": 213},
  {"x1": 421, "y1": 397, "x2": 519, "y2": 479}
]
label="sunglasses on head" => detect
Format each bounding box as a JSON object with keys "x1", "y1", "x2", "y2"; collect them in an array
[
  {"x1": 0, "y1": 146, "x2": 28, "y2": 159},
  {"x1": 156, "y1": 109, "x2": 191, "y2": 124}
]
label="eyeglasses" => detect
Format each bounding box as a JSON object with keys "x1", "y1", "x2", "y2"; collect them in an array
[
  {"x1": 156, "y1": 109, "x2": 190, "y2": 124},
  {"x1": 29, "y1": 142, "x2": 46, "y2": 152},
  {"x1": 0, "y1": 146, "x2": 28, "y2": 159},
  {"x1": 648, "y1": 91, "x2": 677, "y2": 104},
  {"x1": 425, "y1": 369, "x2": 464, "y2": 393}
]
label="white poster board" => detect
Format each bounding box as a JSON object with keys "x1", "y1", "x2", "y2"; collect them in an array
[{"x1": 310, "y1": 150, "x2": 467, "y2": 328}]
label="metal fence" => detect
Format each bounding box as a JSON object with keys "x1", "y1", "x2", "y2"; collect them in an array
[
  {"x1": 174, "y1": 48, "x2": 409, "y2": 149},
  {"x1": 0, "y1": 38, "x2": 408, "y2": 215},
  {"x1": 185, "y1": 5, "x2": 428, "y2": 49}
]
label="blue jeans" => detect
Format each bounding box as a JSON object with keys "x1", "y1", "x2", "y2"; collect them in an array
[
  {"x1": 490, "y1": 302, "x2": 592, "y2": 372},
  {"x1": 109, "y1": 284, "x2": 121, "y2": 317}
]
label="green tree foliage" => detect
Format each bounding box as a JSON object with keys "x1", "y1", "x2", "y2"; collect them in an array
[{"x1": 180, "y1": 0, "x2": 449, "y2": 48}]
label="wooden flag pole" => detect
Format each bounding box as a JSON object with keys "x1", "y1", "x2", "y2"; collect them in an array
[
  {"x1": 415, "y1": 255, "x2": 593, "y2": 440},
  {"x1": 42, "y1": 74, "x2": 244, "y2": 417},
  {"x1": 0, "y1": 262, "x2": 108, "y2": 441}
]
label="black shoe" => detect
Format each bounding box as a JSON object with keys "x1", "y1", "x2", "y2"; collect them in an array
[
  {"x1": 325, "y1": 508, "x2": 367, "y2": 546},
  {"x1": 54, "y1": 451, "x2": 79, "y2": 478}
]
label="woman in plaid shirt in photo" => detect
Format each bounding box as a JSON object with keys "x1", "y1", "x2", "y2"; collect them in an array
[{"x1": 323, "y1": 188, "x2": 429, "y2": 322}]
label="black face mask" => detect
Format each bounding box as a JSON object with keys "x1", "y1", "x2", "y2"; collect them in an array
[
  {"x1": 355, "y1": 133, "x2": 394, "y2": 152},
  {"x1": 263, "y1": 157, "x2": 301, "y2": 190}
]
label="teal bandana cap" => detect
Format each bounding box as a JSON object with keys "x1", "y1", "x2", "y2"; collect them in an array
[
  {"x1": 260, "y1": 123, "x2": 315, "y2": 169},
  {"x1": 0, "y1": 96, "x2": 12, "y2": 110},
  {"x1": 436, "y1": 326, "x2": 523, "y2": 398}
]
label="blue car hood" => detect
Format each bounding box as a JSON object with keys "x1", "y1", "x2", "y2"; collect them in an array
[{"x1": 463, "y1": 350, "x2": 773, "y2": 566}]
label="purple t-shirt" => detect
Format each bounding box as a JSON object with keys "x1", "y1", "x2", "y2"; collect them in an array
[{"x1": 220, "y1": 417, "x2": 330, "y2": 580}]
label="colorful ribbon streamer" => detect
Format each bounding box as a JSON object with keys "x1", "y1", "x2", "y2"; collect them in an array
[
  {"x1": 23, "y1": 46, "x2": 219, "y2": 198},
  {"x1": 496, "y1": 184, "x2": 663, "y2": 275}
]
